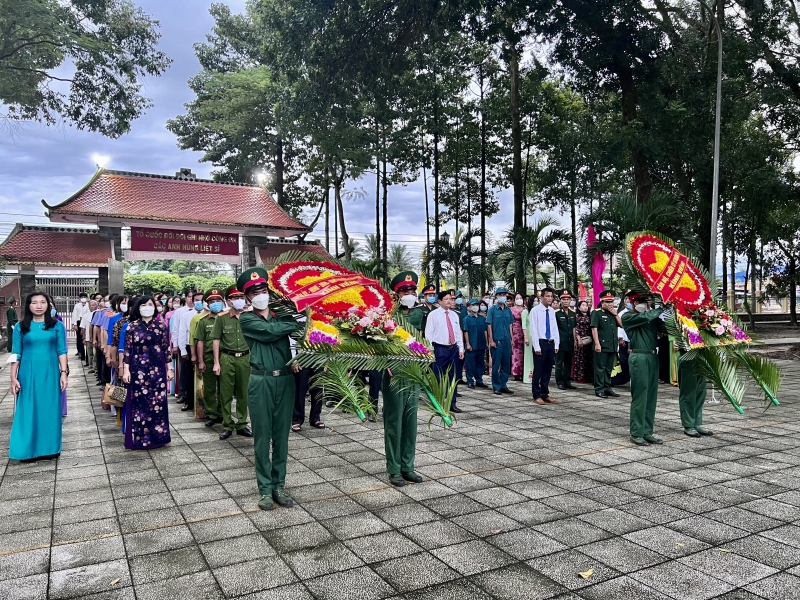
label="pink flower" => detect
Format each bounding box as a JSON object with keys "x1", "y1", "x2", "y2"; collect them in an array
[
  {"x1": 358, "y1": 317, "x2": 371, "y2": 327},
  {"x1": 408, "y1": 341, "x2": 430, "y2": 354},
  {"x1": 714, "y1": 325, "x2": 725, "y2": 335},
  {"x1": 706, "y1": 309, "x2": 715, "y2": 316},
  {"x1": 383, "y1": 319, "x2": 396, "y2": 331}
]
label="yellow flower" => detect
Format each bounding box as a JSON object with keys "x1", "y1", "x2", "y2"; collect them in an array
[
  {"x1": 296, "y1": 271, "x2": 335, "y2": 287},
  {"x1": 311, "y1": 320, "x2": 339, "y2": 336},
  {"x1": 394, "y1": 327, "x2": 412, "y2": 341},
  {"x1": 323, "y1": 287, "x2": 366, "y2": 306}
]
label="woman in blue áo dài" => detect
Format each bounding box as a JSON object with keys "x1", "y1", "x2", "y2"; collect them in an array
[{"x1": 8, "y1": 292, "x2": 68, "y2": 461}]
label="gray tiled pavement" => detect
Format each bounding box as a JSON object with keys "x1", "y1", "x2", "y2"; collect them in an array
[{"x1": 1, "y1": 353, "x2": 800, "y2": 599}]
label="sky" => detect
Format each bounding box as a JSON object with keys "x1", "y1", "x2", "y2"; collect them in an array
[{"x1": 0, "y1": 0, "x2": 516, "y2": 262}]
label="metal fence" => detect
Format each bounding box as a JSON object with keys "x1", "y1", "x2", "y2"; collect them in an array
[{"x1": 36, "y1": 277, "x2": 97, "y2": 337}]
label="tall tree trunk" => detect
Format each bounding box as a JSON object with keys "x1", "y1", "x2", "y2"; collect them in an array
[
  {"x1": 570, "y1": 177, "x2": 578, "y2": 292},
  {"x1": 334, "y1": 168, "x2": 350, "y2": 263},
  {"x1": 275, "y1": 136, "x2": 285, "y2": 208},
  {"x1": 790, "y1": 257, "x2": 798, "y2": 327},
  {"x1": 721, "y1": 199, "x2": 727, "y2": 298},
  {"x1": 730, "y1": 218, "x2": 736, "y2": 309},
  {"x1": 433, "y1": 95, "x2": 441, "y2": 290},
  {"x1": 523, "y1": 115, "x2": 534, "y2": 228},
  {"x1": 423, "y1": 158, "x2": 431, "y2": 282},
  {"x1": 375, "y1": 120, "x2": 381, "y2": 266},
  {"x1": 613, "y1": 58, "x2": 653, "y2": 202},
  {"x1": 479, "y1": 63, "x2": 488, "y2": 294},
  {"x1": 455, "y1": 117, "x2": 460, "y2": 249},
  {"x1": 509, "y1": 44, "x2": 526, "y2": 292},
  {"x1": 467, "y1": 170, "x2": 472, "y2": 296},
  {"x1": 324, "y1": 168, "x2": 330, "y2": 252},
  {"x1": 382, "y1": 131, "x2": 388, "y2": 273}
]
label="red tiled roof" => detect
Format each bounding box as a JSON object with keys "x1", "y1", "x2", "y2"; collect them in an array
[
  {"x1": 44, "y1": 169, "x2": 310, "y2": 234},
  {"x1": 257, "y1": 241, "x2": 332, "y2": 265},
  {"x1": 0, "y1": 225, "x2": 111, "y2": 267}
]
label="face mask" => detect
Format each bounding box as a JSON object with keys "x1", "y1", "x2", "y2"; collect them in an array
[
  {"x1": 470, "y1": 305, "x2": 479, "y2": 312},
  {"x1": 426, "y1": 296, "x2": 437, "y2": 304},
  {"x1": 399, "y1": 295, "x2": 416, "y2": 308},
  {"x1": 139, "y1": 305, "x2": 155, "y2": 318},
  {"x1": 51, "y1": 308, "x2": 57, "y2": 317},
  {"x1": 157, "y1": 305, "x2": 163, "y2": 313},
  {"x1": 634, "y1": 303, "x2": 647, "y2": 313},
  {"x1": 496, "y1": 296, "x2": 507, "y2": 304},
  {"x1": 80, "y1": 298, "x2": 87, "y2": 304},
  {"x1": 209, "y1": 302, "x2": 224, "y2": 314},
  {"x1": 250, "y1": 294, "x2": 269, "y2": 310},
  {"x1": 161, "y1": 298, "x2": 167, "y2": 305},
  {"x1": 104, "y1": 301, "x2": 111, "y2": 308},
  {"x1": 231, "y1": 298, "x2": 247, "y2": 310},
  {"x1": 194, "y1": 301, "x2": 204, "y2": 311},
  {"x1": 515, "y1": 298, "x2": 524, "y2": 306},
  {"x1": 625, "y1": 303, "x2": 633, "y2": 310},
  {"x1": 480, "y1": 305, "x2": 487, "y2": 312},
  {"x1": 119, "y1": 303, "x2": 128, "y2": 313},
  {"x1": 570, "y1": 301, "x2": 576, "y2": 308},
  {"x1": 455, "y1": 297, "x2": 463, "y2": 305}
]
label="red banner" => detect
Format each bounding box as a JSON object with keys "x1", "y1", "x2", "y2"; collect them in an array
[
  {"x1": 130, "y1": 227, "x2": 239, "y2": 255},
  {"x1": 289, "y1": 274, "x2": 379, "y2": 311}
]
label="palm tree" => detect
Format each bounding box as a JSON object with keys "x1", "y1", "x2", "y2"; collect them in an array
[
  {"x1": 364, "y1": 234, "x2": 381, "y2": 263},
  {"x1": 387, "y1": 244, "x2": 413, "y2": 273},
  {"x1": 493, "y1": 216, "x2": 572, "y2": 294},
  {"x1": 423, "y1": 227, "x2": 491, "y2": 293}
]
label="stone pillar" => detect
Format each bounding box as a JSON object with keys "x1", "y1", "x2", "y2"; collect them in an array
[
  {"x1": 243, "y1": 234, "x2": 269, "y2": 268},
  {"x1": 782, "y1": 297, "x2": 789, "y2": 313},
  {"x1": 98, "y1": 226, "x2": 123, "y2": 261},
  {"x1": 18, "y1": 265, "x2": 37, "y2": 299},
  {"x1": 98, "y1": 267, "x2": 109, "y2": 295},
  {"x1": 755, "y1": 291, "x2": 763, "y2": 314},
  {"x1": 726, "y1": 289, "x2": 736, "y2": 312}
]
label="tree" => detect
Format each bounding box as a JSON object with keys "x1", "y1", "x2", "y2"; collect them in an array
[
  {"x1": 387, "y1": 244, "x2": 414, "y2": 275},
  {"x1": 493, "y1": 217, "x2": 572, "y2": 294},
  {"x1": 423, "y1": 227, "x2": 490, "y2": 293},
  {"x1": 1, "y1": 0, "x2": 170, "y2": 137}
]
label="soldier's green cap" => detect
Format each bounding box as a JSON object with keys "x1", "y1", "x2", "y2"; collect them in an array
[
  {"x1": 204, "y1": 287, "x2": 224, "y2": 302},
  {"x1": 389, "y1": 270, "x2": 419, "y2": 292},
  {"x1": 225, "y1": 284, "x2": 244, "y2": 298},
  {"x1": 237, "y1": 267, "x2": 269, "y2": 294},
  {"x1": 8, "y1": 296, "x2": 15, "y2": 302}
]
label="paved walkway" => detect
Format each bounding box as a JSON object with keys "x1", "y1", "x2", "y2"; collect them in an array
[{"x1": 1, "y1": 353, "x2": 800, "y2": 600}]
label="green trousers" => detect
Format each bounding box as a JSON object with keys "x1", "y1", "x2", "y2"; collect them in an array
[
  {"x1": 555, "y1": 349, "x2": 574, "y2": 385},
  {"x1": 678, "y1": 359, "x2": 707, "y2": 429},
  {"x1": 629, "y1": 353, "x2": 659, "y2": 438},
  {"x1": 219, "y1": 353, "x2": 250, "y2": 431},
  {"x1": 6, "y1": 325, "x2": 13, "y2": 352},
  {"x1": 201, "y1": 360, "x2": 221, "y2": 421},
  {"x1": 594, "y1": 351, "x2": 616, "y2": 394},
  {"x1": 381, "y1": 372, "x2": 419, "y2": 475},
  {"x1": 248, "y1": 372, "x2": 294, "y2": 495}
]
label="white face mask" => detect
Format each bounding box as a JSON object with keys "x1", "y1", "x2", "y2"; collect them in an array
[
  {"x1": 570, "y1": 301, "x2": 576, "y2": 308},
  {"x1": 470, "y1": 305, "x2": 479, "y2": 312},
  {"x1": 231, "y1": 298, "x2": 247, "y2": 310},
  {"x1": 119, "y1": 303, "x2": 128, "y2": 312},
  {"x1": 250, "y1": 294, "x2": 269, "y2": 310},
  {"x1": 104, "y1": 301, "x2": 111, "y2": 308},
  {"x1": 634, "y1": 303, "x2": 648, "y2": 313},
  {"x1": 80, "y1": 298, "x2": 87, "y2": 304},
  {"x1": 515, "y1": 298, "x2": 524, "y2": 306},
  {"x1": 157, "y1": 305, "x2": 163, "y2": 313},
  {"x1": 399, "y1": 294, "x2": 416, "y2": 308},
  {"x1": 139, "y1": 305, "x2": 155, "y2": 318}
]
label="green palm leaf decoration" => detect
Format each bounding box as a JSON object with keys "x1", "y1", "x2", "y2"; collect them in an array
[
  {"x1": 681, "y1": 349, "x2": 745, "y2": 414},
  {"x1": 390, "y1": 362, "x2": 456, "y2": 429},
  {"x1": 727, "y1": 350, "x2": 782, "y2": 409},
  {"x1": 309, "y1": 362, "x2": 375, "y2": 422}
]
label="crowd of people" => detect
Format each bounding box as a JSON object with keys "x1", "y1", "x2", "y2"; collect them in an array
[{"x1": 5, "y1": 270, "x2": 712, "y2": 509}]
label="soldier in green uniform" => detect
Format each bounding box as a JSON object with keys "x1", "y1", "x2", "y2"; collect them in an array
[
  {"x1": 621, "y1": 293, "x2": 667, "y2": 445},
  {"x1": 382, "y1": 270, "x2": 424, "y2": 487},
  {"x1": 591, "y1": 290, "x2": 622, "y2": 398},
  {"x1": 195, "y1": 287, "x2": 227, "y2": 428},
  {"x1": 6, "y1": 296, "x2": 18, "y2": 352},
  {"x1": 408, "y1": 283, "x2": 438, "y2": 336},
  {"x1": 555, "y1": 289, "x2": 577, "y2": 390},
  {"x1": 237, "y1": 267, "x2": 302, "y2": 510},
  {"x1": 678, "y1": 357, "x2": 712, "y2": 437},
  {"x1": 212, "y1": 285, "x2": 253, "y2": 440}
]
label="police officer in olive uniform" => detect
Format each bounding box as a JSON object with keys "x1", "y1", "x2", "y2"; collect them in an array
[
  {"x1": 237, "y1": 267, "x2": 303, "y2": 510},
  {"x1": 591, "y1": 290, "x2": 622, "y2": 398},
  {"x1": 382, "y1": 270, "x2": 424, "y2": 487},
  {"x1": 678, "y1": 358, "x2": 712, "y2": 438},
  {"x1": 621, "y1": 293, "x2": 667, "y2": 445},
  {"x1": 555, "y1": 289, "x2": 577, "y2": 390},
  {"x1": 195, "y1": 288, "x2": 227, "y2": 428},
  {"x1": 408, "y1": 283, "x2": 438, "y2": 336},
  {"x1": 212, "y1": 285, "x2": 253, "y2": 440}
]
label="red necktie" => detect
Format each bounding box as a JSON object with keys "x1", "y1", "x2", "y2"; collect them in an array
[{"x1": 445, "y1": 310, "x2": 455, "y2": 345}]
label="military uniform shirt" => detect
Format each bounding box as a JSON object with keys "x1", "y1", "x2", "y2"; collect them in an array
[
  {"x1": 195, "y1": 313, "x2": 224, "y2": 361},
  {"x1": 620, "y1": 309, "x2": 664, "y2": 351},
  {"x1": 464, "y1": 314, "x2": 488, "y2": 350},
  {"x1": 486, "y1": 304, "x2": 514, "y2": 341},
  {"x1": 211, "y1": 312, "x2": 250, "y2": 352},
  {"x1": 408, "y1": 304, "x2": 437, "y2": 335},
  {"x1": 590, "y1": 309, "x2": 618, "y2": 352},
  {"x1": 556, "y1": 308, "x2": 577, "y2": 345},
  {"x1": 239, "y1": 312, "x2": 300, "y2": 371}
]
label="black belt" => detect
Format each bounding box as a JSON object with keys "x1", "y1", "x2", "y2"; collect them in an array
[
  {"x1": 433, "y1": 342, "x2": 457, "y2": 348},
  {"x1": 630, "y1": 349, "x2": 657, "y2": 354},
  {"x1": 251, "y1": 368, "x2": 290, "y2": 377},
  {"x1": 221, "y1": 348, "x2": 250, "y2": 358},
  {"x1": 539, "y1": 339, "x2": 555, "y2": 344}
]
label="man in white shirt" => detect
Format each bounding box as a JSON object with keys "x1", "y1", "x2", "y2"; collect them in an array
[
  {"x1": 530, "y1": 287, "x2": 560, "y2": 405},
  {"x1": 171, "y1": 294, "x2": 197, "y2": 405},
  {"x1": 82, "y1": 299, "x2": 98, "y2": 369},
  {"x1": 71, "y1": 292, "x2": 91, "y2": 361},
  {"x1": 425, "y1": 290, "x2": 465, "y2": 414}
]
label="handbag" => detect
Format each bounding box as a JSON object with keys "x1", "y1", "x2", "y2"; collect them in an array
[
  {"x1": 580, "y1": 336, "x2": 592, "y2": 346},
  {"x1": 103, "y1": 383, "x2": 127, "y2": 407}
]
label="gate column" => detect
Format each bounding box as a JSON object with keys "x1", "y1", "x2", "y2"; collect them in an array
[{"x1": 19, "y1": 265, "x2": 36, "y2": 299}]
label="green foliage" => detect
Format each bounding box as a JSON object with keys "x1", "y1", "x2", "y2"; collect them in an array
[
  {"x1": 310, "y1": 362, "x2": 375, "y2": 421},
  {"x1": 0, "y1": 0, "x2": 171, "y2": 137},
  {"x1": 391, "y1": 362, "x2": 457, "y2": 429},
  {"x1": 124, "y1": 274, "x2": 182, "y2": 296}
]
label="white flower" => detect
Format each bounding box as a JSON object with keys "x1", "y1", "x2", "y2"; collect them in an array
[{"x1": 714, "y1": 325, "x2": 725, "y2": 335}]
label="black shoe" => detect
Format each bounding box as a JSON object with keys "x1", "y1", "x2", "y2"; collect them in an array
[
  {"x1": 500, "y1": 388, "x2": 514, "y2": 395},
  {"x1": 219, "y1": 430, "x2": 233, "y2": 440},
  {"x1": 607, "y1": 390, "x2": 620, "y2": 397},
  {"x1": 595, "y1": 392, "x2": 608, "y2": 399},
  {"x1": 455, "y1": 392, "x2": 462, "y2": 397},
  {"x1": 401, "y1": 471, "x2": 423, "y2": 483},
  {"x1": 565, "y1": 383, "x2": 577, "y2": 389},
  {"x1": 237, "y1": 427, "x2": 253, "y2": 437},
  {"x1": 204, "y1": 418, "x2": 222, "y2": 427},
  {"x1": 367, "y1": 414, "x2": 376, "y2": 423},
  {"x1": 181, "y1": 404, "x2": 194, "y2": 411},
  {"x1": 494, "y1": 390, "x2": 502, "y2": 395},
  {"x1": 475, "y1": 382, "x2": 488, "y2": 388},
  {"x1": 557, "y1": 384, "x2": 567, "y2": 390},
  {"x1": 468, "y1": 383, "x2": 475, "y2": 389},
  {"x1": 272, "y1": 488, "x2": 294, "y2": 508},
  {"x1": 451, "y1": 406, "x2": 463, "y2": 414},
  {"x1": 456, "y1": 379, "x2": 466, "y2": 386},
  {"x1": 389, "y1": 474, "x2": 406, "y2": 487}
]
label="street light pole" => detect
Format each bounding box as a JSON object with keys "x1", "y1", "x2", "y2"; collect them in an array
[{"x1": 697, "y1": 0, "x2": 723, "y2": 278}]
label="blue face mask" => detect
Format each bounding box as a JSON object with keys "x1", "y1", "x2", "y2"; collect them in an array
[
  {"x1": 427, "y1": 296, "x2": 437, "y2": 304},
  {"x1": 161, "y1": 298, "x2": 167, "y2": 305},
  {"x1": 194, "y1": 301, "x2": 204, "y2": 311},
  {"x1": 209, "y1": 302, "x2": 224, "y2": 314},
  {"x1": 626, "y1": 303, "x2": 633, "y2": 310},
  {"x1": 496, "y1": 296, "x2": 507, "y2": 304},
  {"x1": 51, "y1": 308, "x2": 57, "y2": 317},
  {"x1": 455, "y1": 297, "x2": 463, "y2": 305}
]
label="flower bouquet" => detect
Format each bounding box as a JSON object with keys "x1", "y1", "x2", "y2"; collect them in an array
[
  {"x1": 620, "y1": 231, "x2": 782, "y2": 412},
  {"x1": 264, "y1": 252, "x2": 453, "y2": 425}
]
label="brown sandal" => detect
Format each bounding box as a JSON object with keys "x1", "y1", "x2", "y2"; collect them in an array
[
  {"x1": 311, "y1": 421, "x2": 326, "y2": 429},
  {"x1": 534, "y1": 398, "x2": 547, "y2": 405},
  {"x1": 291, "y1": 424, "x2": 302, "y2": 432}
]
